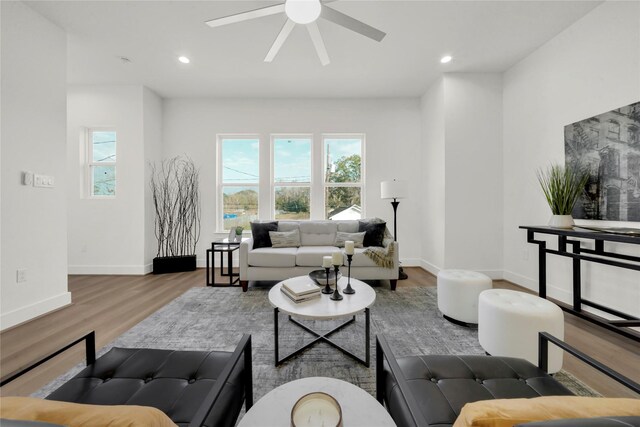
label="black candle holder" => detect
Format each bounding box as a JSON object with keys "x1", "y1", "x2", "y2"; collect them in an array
[
  {"x1": 343, "y1": 254, "x2": 355, "y2": 294},
  {"x1": 330, "y1": 265, "x2": 343, "y2": 301},
  {"x1": 322, "y1": 266, "x2": 333, "y2": 294}
]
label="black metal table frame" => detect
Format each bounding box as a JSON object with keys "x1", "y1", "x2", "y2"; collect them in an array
[
  {"x1": 273, "y1": 307, "x2": 370, "y2": 367},
  {"x1": 521, "y1": 226, "x2": 640, "y2": 342},
  {"x1": 206, "y1": 240, "x2": 241, "y2": 287}
]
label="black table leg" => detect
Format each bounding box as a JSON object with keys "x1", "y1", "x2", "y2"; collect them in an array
[
  {"x1": 569, "y1": 240, "x2": 582, "y2": 311},
  {"x1": 274, "y1": 308, "x2": 279, "y2": 366}
]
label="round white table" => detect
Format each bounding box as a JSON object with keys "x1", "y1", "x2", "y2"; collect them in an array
[
  {"x1": 237, "y1": 377, "x2": 396, "y2": 427},
  {"x1": 269, "y1": 276, "x2": 376, "y2": 366}
]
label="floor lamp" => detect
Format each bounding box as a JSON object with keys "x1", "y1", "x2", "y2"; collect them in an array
[{"x1": 381, "y1": 179, "x2": 408, "y2": 280}]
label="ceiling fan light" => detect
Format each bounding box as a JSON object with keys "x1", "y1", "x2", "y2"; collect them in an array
[{"x1": 285, "y1": 0, "x2": 321, "y2": 25}]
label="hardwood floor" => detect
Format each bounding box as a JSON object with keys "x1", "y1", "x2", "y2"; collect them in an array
[{"x1": 1, "y1": 267, "x2": 638, "y2": 398}]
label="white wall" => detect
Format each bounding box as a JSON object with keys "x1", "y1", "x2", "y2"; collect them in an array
[
  {"x1": 503, "y1": 1, "x2": 640, "y2": 315},
  {"x1": 162, "y1": 98, "x2": 423, "y2": 266},
  {"x1": 444, "y1": 74, "x2": 503, "y2": 276},
  {"x1": 143, "y1": 88, "x2": 163, "y2": 266},
  {"x1": 67, "y1": 86, "x2": 148, "y2": 274},
  {"x1": 420, "y1": 78, "x2": 446, "y2": 272},
  {"x1": 1, "y1": 1, "x2": 71, "y2": 329},
  {"x1": 419, "y1": 74, "x2": 503, "y2": 278}
]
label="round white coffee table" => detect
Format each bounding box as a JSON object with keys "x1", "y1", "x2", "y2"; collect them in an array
[
  {"x1": 237, "y1": 377, "x2": 396, "y2": 427},
  {"x1": 269, "y1": 276, "x2": 376, "y2": 366}
]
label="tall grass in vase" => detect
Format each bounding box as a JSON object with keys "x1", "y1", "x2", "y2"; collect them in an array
[{"x1": 536, "y1": 164, "x2": 589, "y2": 228}]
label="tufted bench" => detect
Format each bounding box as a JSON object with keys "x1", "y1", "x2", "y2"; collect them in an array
[
  {"x1": 1, "y1": 332, "x2": 252, "y2": 427},
  {"x1": 376, "y1": 334, "x2": 640, "y2": 427}
]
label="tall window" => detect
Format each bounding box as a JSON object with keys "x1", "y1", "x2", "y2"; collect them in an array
[
  {"x1": 88, "y1": 129, "x2": 116, "y2": 197},
  {"x1": 323, "y1": 135, "x2": 364, "y2": 219},
  {"x1": 273, "y1": 136, "x2": 312, "y2": 220},
  {"x1": 218, "y1": 137, "x2": 260, "y2": 230}
]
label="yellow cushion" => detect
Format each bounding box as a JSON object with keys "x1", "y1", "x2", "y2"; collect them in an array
[
  {"x1": 0, "y1": 396, "x2": 177, "y2": 427},
  {"x1": 453, "y1": 396, "x2": 640, "y2": 427}
]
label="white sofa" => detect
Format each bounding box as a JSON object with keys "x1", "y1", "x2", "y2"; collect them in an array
[{"x1": 239, "y1": 220, "x2": 399, "y2": 292}]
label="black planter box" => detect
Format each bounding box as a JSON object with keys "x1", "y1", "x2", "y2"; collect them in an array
[{"x1": 153, "y1": 255, "x2": 197, "y2": 274}]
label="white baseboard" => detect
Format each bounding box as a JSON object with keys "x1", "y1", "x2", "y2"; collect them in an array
[
  {"x1": 417, "y1": 260, "x2": 503, "y2": 280},
  {"x1": 400, "y1": 258, "x2": 421, "y2": 267},
  {"x1": 419, "y1": 259, "x2": 441, "y2": 276},
  {"x1": 68, "y1": 265, "x2": 151, "y2": 275},
  {"x1": 1, "y1": 292, "x2": 72, "y2": 331}
]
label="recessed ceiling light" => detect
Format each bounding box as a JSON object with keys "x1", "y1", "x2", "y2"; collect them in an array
[
  {"x1": 178, "y1": 56, "x2": 190, "y2": 64},
  {"x1": 440, "y1": 55, "x2": 452, "y2": 64}
]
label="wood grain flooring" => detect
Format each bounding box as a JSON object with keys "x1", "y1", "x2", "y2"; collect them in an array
[{"x1": 1, "y1": 267, "x2": 638, "y2": 398}]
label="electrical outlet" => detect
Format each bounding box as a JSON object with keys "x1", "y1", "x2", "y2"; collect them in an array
[
  {"x1": 16, "y1": 269, "x2": 27, "y2": 283},
  {"x1": 22, "y1": 171, "x2": 34, "y2": 186}
]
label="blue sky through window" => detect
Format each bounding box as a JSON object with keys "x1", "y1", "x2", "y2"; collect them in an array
[
  {"x1": 92, "y1": 131, "x2": 116, "y2": 163},
  {"x1": 274, "y1": 138, "x2": 311, "y2": 183},
  {"x1": 222, "y1": 139, "x2": 259, "y2": 183}
]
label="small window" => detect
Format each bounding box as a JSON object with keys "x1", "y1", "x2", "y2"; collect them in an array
[
  {"x1": 323, "y1": 135, "x2": 364, "y2": 219},
  {"x1": 218, "y1": 137, "x2": 260, "y2": 231},
  {"x1": 88, "y1": 129, "x2": 116, "y2": 197},
  {"x1": 272, "y1": 136, "x2": 312, "y2": 220},
  {"x1": 608, "y1": 120, "x2": 620, "y2": 140}
]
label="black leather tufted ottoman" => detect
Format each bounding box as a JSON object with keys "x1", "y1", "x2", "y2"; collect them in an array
[
  {"x1": 376, "y1": 334, "x2": 640, "y2": 427},
  {"x1": 45, "y1": 344, "x2": 249, "y2": 427},
  {"x1": 381, "y1": 354, "x2": 572, "y2": 427}
]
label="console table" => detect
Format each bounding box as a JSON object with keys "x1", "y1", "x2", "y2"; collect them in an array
[{"x1": 520, "y1": 226, "x2": 640, "y2": 341}]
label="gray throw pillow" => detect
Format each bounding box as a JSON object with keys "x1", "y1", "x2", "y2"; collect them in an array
[
  {"x1": 334, "y1": 231, "x2": 365, "y2": 248},
  {"x1": 269, "y1": 229, "x2": 301, "y2": 248}
]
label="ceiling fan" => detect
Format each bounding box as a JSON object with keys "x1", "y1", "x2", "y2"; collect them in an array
[{"x1": 205, "y1": 0, "x2": 386, "y2": 66}]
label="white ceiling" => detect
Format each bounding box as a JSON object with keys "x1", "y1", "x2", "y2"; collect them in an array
[{"x1": 27, "y1": 0, "x2": 601, "y2": 98}]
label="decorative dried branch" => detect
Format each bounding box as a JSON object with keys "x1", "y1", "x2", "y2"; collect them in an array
[{"x1": 150, "y1": 157, "x2": 201, "y2": 257}]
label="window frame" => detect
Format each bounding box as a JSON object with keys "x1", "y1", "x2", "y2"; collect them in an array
[
  {"x1": 216, "y1": 134, "x2": 261, "y2": 232},
  {"x1": 270, "y1": 134, "x2": 314, "y2": 220},
  {"x1": 322, "y1": 133, "x2": 366, "y2": 220},
  {"x1": 86, "y1": 127, "x2": 117, "y2": 199}
]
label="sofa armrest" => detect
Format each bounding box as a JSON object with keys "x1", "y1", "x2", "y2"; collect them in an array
[{"x1": 239, "y1": 238, "x2": 253, "y2": 280}]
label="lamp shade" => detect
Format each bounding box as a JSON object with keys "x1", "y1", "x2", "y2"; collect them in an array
[{"x1": 381, "y1": 180, "x2": 408, "y2": 199}]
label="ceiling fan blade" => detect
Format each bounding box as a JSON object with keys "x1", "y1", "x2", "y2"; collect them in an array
[
  {"x1": 321, "y1": 6, "x2": 386, "y2": 42},
  {"x1": 307, "y1": 22, "x2": 330, "y2": 66},
  {"x1": 264, "y1": 19, "x2": 296, "y2": 62},
  {"x1": 205, "y1": 3, "x2": 285, "y2": 28}
]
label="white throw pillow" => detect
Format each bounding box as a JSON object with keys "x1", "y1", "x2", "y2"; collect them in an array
[
  {"x1": 269, "y1": 229, "x2": 301, "y2": 248},
  {"x1": 334, "y1": 231, "x2": 365, "y2": 248}
]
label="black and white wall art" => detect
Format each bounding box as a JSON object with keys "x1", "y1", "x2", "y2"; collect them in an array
[{"x1": 565, "y1": 102, "x2": 640, "y2": 221}]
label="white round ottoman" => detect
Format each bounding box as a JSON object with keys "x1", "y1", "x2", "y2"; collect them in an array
[
  {"x1": 478, "y1": 289, "x2": 564, "y2": 373},
  {"x1": 437, "y1": 270, "x2": 492, "y2": 325}
]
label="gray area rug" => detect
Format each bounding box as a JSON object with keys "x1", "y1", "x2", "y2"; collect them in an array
[{"x1": 35, "y1": 284, "x2": 598, "y2": 401}]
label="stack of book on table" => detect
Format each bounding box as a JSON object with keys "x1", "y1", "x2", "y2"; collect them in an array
[{"x1": 281, "y1": 281, "x2": 321, "y2": 303}]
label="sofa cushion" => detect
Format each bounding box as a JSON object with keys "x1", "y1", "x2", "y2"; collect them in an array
[
  {"x1": 248, "y1": 247, "x2": 297, "y2": 267},
  {"x1": 454, "y1": 397, "x2": 640, "y2": 427},
  {"x1": 336, "y1": 221, "x2": 360, "y2": 233},
  {"x1": 334, "y1": 231, "x2": 365, "y2": 248},
  {"x1": 296, "y1": 246, "x2": 339, "y2": 267},
  {"x1": 348, "y1": 248, "x2": 378, "y2": 267},
  {"x1": 277, "y1": 221, "x2": 300, "y2": 233},
  {"x1": 359, "y1": 221, "x2": 386, "y2": 247},
  {"x1": 269, "y1": 229, "x2": 301, "y2": 248},
  {"x1": 251, "y1": 221, "x2": 278, "y2": 249},
  {"x1": 299, "y1": 221, "x2": 338, "y2": 246}
]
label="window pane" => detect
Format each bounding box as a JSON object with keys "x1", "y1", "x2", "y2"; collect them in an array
[
  {"x1": 325, "y1": 187, "x2": 361, "y2": 219},
  {"x1": 274, "y1": 138, "x2": 311, "y2": 183},
  {"x1": 92, "y1": 131, "x2": 116, "y2": 163},
  {"x1": 275, "y1": 186, "x2": 310, "y2": 220},
  {"x1": 222, "y1": 139, "x2": 259, "y2": 184},
  {"x1": 223, "y1": 186, "x2": 258, "y2": 230},
  {"x1": 324, "y1": 138, "x2": 362, "y2": 183},
  {"x1": 92, "y1": 166, "x2": 116, "y2": 196}
]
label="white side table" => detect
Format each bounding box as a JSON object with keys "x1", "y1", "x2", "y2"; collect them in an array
[
  {"x1": 269, "y1": 276, "x2": 376, "y2": 366},
  {"x1": 237, "y1": 377, "x2": 396, "y2": 427}
]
